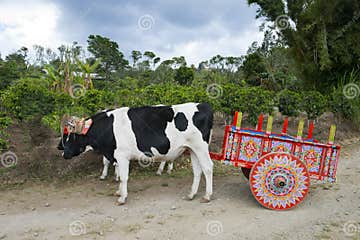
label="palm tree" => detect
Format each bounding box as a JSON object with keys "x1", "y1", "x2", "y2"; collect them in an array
[
  {"x1": 43, "y1": 64, "x2": 62, "y2": 92},
  {"x1": 76, "y1": 58, "x2": 101, "y2": 89}
]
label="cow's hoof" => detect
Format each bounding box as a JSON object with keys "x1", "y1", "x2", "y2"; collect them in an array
[
  {"x1": 99, "y1": 176, "x2": 106, "y2": 180},
  {"x1": 115, "y1": 178, "x2": 120, "y2": 182},
  {"x1": 185, "y1": 194, "x2": 195, "y2": 201},
  {"x1": 156, "y1": 171, "x2": 162, "y2": 175},
  {"x1": 115, "y1": 201, "x2": 126, "y2": 206},
  {"x1": 116, "y1": 197, "x2": 127, "y2": 205},
  {"x1": 166, "y1": 170, "x2": 172, "y2": 175},
  {"x1": 200, "y1": 197, "x2": 211, "y2": 203}
]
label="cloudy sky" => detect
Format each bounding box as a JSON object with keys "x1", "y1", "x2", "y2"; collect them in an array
[{"x1": 0, "y1": 0, "x2": 263, "y2": 65}]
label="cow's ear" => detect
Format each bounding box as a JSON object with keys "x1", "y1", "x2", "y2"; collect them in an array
[
  {"x1": 81, "y1": 119, "x2": 92, "y2": 135},
  {"x1": 74, "y1": 118, "x2": 84, "y2": 134}
]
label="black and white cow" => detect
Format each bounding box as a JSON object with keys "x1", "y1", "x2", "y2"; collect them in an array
[{"x1": 60, "y1": 103, "x2": 214, "y2": 205}]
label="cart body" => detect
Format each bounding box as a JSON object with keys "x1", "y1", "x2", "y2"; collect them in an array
[{"x1": 210, "y1": 112, "x2": 341, "y2": 210}]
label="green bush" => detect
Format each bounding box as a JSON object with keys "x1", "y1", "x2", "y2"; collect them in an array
[
  {"x1": 277, "y1": 89, "x2": 301, "y2": 117},
  {"x1": 330, "y1": 87, "x2": 360, "y2": 124},
  {"x1": 327, "y1": 70, "x2": 360, "y2": 124},
  {"x1": 54, "y1": 92, "x2": 73, "y2": 110},
  {"x1": 114, "y1": 83, "x2": 211, "y2": 108},
  {"x1": 0, "y1": 114, "x2": 12, "y2": 150},
  {"x1": 220, "y1": 84, "x2": 275, "y2": 124},
  {"x1": 78, "y1": 89, "x2": 115, "y2": 114},
  {"x1": 1, "y1": 78, "x2": 55, "y2": 120},
  {"x1": 41, "y1": 113, "x2": 61, "y2": 133},
  {"x1": 300, "y1": 91, "x2": 328, "y2": 119}
]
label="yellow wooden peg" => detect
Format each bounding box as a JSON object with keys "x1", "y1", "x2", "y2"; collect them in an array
[
  {"x1": 297, "y1": 119, "x2": 304, "y2": 139},
  {"x1": 266, "y1": 115, "x2": 273, "y2": 134},
  {"x1": 328, "y1": 125, "x2": 336, "y2": 143},
  {"x1": 236, "y1": 112, "x2": 243, "y2": 129}
]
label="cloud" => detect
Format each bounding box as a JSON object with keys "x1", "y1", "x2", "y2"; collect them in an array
[
  {"x1": 158, "y1": 22, "x2": 263, "y2": 65},
  {"x1": 0, "y1": 0, "x2": 263, "y2": 65},
  {"x1": 0, "y1": 0, "x2": 64, "y2": 57}
]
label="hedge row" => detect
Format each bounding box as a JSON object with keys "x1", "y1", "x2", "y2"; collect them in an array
[{"x1": 0, "y1": 78, "x2": 344, "y2": 133}]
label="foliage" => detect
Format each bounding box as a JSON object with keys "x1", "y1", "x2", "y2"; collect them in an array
[
  {"x1": 220, "y1": 84, "x2": 276, "y2": 125},
  {"x1": 300, "y1": 91, "x2": 328, "y2": 119},
  {"x1": 87, "y1": 35, "x2": 129, "y2": 79},
  {"x1": 0, "y1": 114, "x2": 12, "y2": 150},
  {"x1": 174, "y1": 66, "x2": 195, "y2": 85},
  {"x1": 41, "y1": 113, "x2": 61, "y2": 134},
  {"x1": 240, "y1": 52, "x2": 267, "y2": 86},
  {"x1": 78, "y1": 89, "x2": 115, "y2": 114},
  {"x1": 0, "y1": 48, "x2": 29, "y2": 90},
  {"x1": 277, "y1": 89, "x2": 301, "y2": 117},
  {"x1": 1, "y1": 78, "x2": 55, "y2": 120},
  {"x1": 248, "y1": 0, "x2": 360, "y2": 91},
  {"x1": 0, "y1": 30, "x2": 359, "y2": 135},
  {"x1": 329, "y1": 70, "x2": 360, "y2": 123}
]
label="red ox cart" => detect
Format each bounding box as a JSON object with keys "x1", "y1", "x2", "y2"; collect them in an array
[{"x1": 210, "y1": 112, "x2": 341, "y2": 210}]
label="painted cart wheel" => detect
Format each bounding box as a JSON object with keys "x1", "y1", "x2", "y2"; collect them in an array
[
  {"x1": 249, "y1": 152, "x2": 310, "y2": 210},
  {"x1": 241, "y1": 167, "x2": 251, "y2": 180}
]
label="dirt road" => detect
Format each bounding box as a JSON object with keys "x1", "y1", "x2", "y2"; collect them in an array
[{"x1": 1, "y1": 143, "x2": 359, "y2": 240}]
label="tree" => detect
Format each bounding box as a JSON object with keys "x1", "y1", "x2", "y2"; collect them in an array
[
  {"x1": 153, "y1": 57, "x2": 161, "y2": 67},
  {"x1": 174, "y1": 66, "x2": 194, "y2": 85},
  {"x1": 0, "y1": 48, "x2": 28, "y2": 90},
  {"x1": 143, "y1": 51, "x2": 156, "y2": 60},
  {"x1": 138, "y1": 51, "x2": 160, "y2": 69},
  {"x1": 171, "y1": 56, "x2": 186, "y2": 68},
  {"x1": 57, "y1": 42, "x2": 82, "y2": 94},
  {"x1": 43, "y1": 64, "x2": 62, "y2": 91},
  {"x1": 248, "y1": 0, "x2": 360, "y2": 90},
  {"x1": 131, "y1": 50, "x2": 142, "y2": 68},
  {"x1": 87, "y1": 35, "x2": 129, "y2": 79},
  {"x1": 76, "y1": 58, "x2": 101, "y2": 89},
  {"x1": 240, "y1": 52, "x2": 267, "y2": 86}
]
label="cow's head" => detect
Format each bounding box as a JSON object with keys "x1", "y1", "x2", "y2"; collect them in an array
[{"x1": 60, "y1": 116, "x2": 92, "y2": 159}]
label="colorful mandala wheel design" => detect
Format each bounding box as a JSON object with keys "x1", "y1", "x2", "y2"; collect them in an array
[{"x1": 249, "y1": 152, "x2": 310, "y2": 210}]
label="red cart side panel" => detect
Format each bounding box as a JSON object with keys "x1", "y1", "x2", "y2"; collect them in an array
[{"x1": 210, "y1": 125, "x2": 341, "y2": 183}]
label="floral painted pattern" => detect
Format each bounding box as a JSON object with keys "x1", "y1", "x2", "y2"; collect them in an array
[
  {"x1": 302, "y1": 146, "x2": 322, "y2": 174},
  {"x1": 250, "y1": 153, "x2": 310, "y2": 210},
  {"x1": 271, "y1": 140, "x2": 292, "y2": 153},
  {"x1": 239, "y1": 136, "x2": 262, "y2": 163}
]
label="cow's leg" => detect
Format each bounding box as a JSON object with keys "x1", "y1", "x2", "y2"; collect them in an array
[
  {"x1": 116, "y1": 158, "x2": 130, "y2": 205},
  {"x1": 114, "y1": 162, "x2": 120, "y2": 181},
  {"x1": 100, "y1": 156, "x2": 110, "y2": 180},
  {"x1": 166, "y1": 161, "x2": 174, "y2": 174},
  {"x1": 192, "y1": 146, "x2": 213, "y2": 203},
  {"x1": 188, "y1": 151, "x2": 202, "y2": 200},
  {"x1": 156, "y1": 161, "x2": 166, "y2": 175}
]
